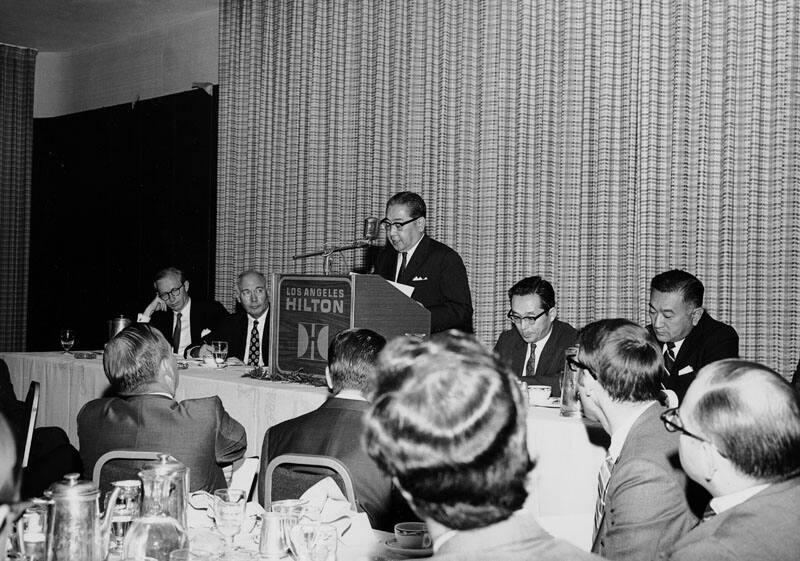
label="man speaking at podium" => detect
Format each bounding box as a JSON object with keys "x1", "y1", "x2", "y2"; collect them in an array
[{"x1": 373, "y1": 192, "x2": 473, "y2": 334}]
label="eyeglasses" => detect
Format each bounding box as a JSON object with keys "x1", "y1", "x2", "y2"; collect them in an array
[
  {"x1": 158, "y1": 285, "x2": 184, "y2": 301},
  {"x1": 0, "y1": 500, "x2": 32, "y2": 536},
  {"x1": 566, "y1": 355, "x2": 597, "y2": 379},
  {"x1": 380, "y1": 216, "x2": 421, "y2": 231},
  {"x1": 507, "y1": 309, "x2": 548, "y2": 325},
  {"x1": 660, "y1": 408, "x2": 728, "y2": 458}
]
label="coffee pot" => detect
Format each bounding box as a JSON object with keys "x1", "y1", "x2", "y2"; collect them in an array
[
  {"x1": 107, "y1": 315, "x2": 132, "y2": 340},
  {"x1": 44, "y1": 473, "x2": 120, "y2": 561}
]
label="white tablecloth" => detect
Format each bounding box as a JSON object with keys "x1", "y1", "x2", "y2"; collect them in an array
[{"x1": 1, "y1": 352, "x2": 605, "y2": 549}]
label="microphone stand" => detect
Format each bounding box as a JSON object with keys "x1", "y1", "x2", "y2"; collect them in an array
[{"x1": 293, "y1": 239, "x2": 376, "y2": 275}]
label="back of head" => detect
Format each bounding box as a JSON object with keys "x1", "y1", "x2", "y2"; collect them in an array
[
  {"x1": 690, "y1": 359, "x2": 800, "y2": 481},
  {"x1": 650, "y1": 269, "x2": 704, "y2": 307},
  {"x1": 578, "y1": 318, "x2": 663, "y2": 402},
  {"x1": 363, "y1": 331, "x2": 532, "y2": 530},
  {"x1": 327, "y1": 328, "x2": 386, "y2": 394},
  {"x1": 0, "y1": 413, "x2": 19, "y2": 503},
  {"x1": 507, "y1": 276, "x2": 556, "y2": 308},
  {"x1": 103, "y1": 324, "x2": 171, "y2": 393},
  {"x1": 386, "y1": 191, "x2": 427, "y2": 218}
]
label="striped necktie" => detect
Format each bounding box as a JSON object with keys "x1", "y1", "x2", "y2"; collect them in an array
[
  {"x1": 593, "y1": 454, "x2": 615, "y2": 538},
  {"x1": 664, "y1": 341, "x2": 676, "y2": 373},
  {"x1": 525, "y1": 343, "x2": 537, "y2": 379}
]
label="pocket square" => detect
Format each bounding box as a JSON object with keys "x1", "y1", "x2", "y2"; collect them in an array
[
  {"x1": 412, "y1": 276, "x2": 428, "y2": 281},
  {"x1": 678, "y1": 365, "x2": 694, "y2": 376},
  {"x1": 201, "y1": 328, "x2": 211, "y2": 338}
]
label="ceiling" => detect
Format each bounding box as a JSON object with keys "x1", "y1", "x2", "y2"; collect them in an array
[{"x1": 0, "y1": 0, "x2": 218, "y2": 52}]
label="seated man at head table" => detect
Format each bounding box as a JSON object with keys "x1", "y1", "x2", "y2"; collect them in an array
[
  {"x1": 137, "y1": 266, "x2": 229, "y2": 357},
  {"x1": 663, "y1": 359, "x2": 800, "y2": 561},
  {"x1": 0, "y1": 412, "x2": 23, "y2": 560},
  {"x1": 190, "y1": 270, "x2": 270, "y2": 367},
  {"x1": 493, "y1": 276, "x2": 577, "y2": 396},
  {"x1": 363, "y1": 330, "x2": 601, "y2": 561},
  {"x1": 574, "y1": 319, "x2": 699, "y2": 561},
  {"x1": 647, "y1": 269, "x2": 738, "y2": 404},
  {"x1": 372, "y1": 191, "x2": 473, "y2": 334},
  {"x1": 260, "y1": 328, "x2": 415, "y2": 531},
  {"x1": 78, "y1": 324, "x2": 247, "y2": 492}
]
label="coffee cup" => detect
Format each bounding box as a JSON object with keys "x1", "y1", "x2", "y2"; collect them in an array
[
  {"x1": 394, "y1": 522, "x2": 431, "y2": 549},
  {"x1": 528, "y1": 385, "x2": 552, "y2": 405}
]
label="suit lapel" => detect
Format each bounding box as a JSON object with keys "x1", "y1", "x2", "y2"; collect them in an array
[
  {"x1": 400, "y1": 236, "x2": 431, "y2": 283},
  {"x1": 673, "y1": 313, "x2": 707, "y2": 370}
]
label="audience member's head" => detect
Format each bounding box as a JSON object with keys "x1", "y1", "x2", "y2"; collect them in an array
[
  {"x1": 675, "y1": 359, "x2": 800, "y2": 496},
  {"x1": 236, "y1": 270, "x2": 269, "y2": 319},
  {"x1": 326, "y1": 328, "x2": 386, "y2": 394},
  {"x1": 153, "y1": 266, "x2": 190, "y2": 312},
  {"x1": 506, "y1": 276, "x2": 558, "y2": 344},
  {"x1": 649, "y1": 269, "x2": 704, "y2": 343},
  {"x1": 383, "y1": 192, "x2": 427, "y2": 253},
  {"x1": 0, "y1": 413, "x2": 21, "y2": 558},
  {"x1": 364, "y1": 331, "x2": 532, "y2": 531},
  {"x1": 103, "y1": 324, "x2": 177, "y2": 395}
]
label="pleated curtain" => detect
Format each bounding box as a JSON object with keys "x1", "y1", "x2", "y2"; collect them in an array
[
  {"x1": 0, "y1": 44, "x2": 36, "y2": 351},
  {"x1": 218, "y1": 1, "x2": 800, "y2": 376}
]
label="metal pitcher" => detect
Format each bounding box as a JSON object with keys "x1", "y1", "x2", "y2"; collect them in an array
[
  {"x1": 139, "y1": 455, "x2": 190, "y2": 530},
  {"x1": 44, "y1": 473, "x2": 120, "y2": 561},
  {"x1": 107, "y1": 315, "x2": 131, "y2": 340}
]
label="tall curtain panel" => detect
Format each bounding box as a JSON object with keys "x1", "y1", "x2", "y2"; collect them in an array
[
  {"x1": 219, "y1": 1, "x2": 800, "y2": 376},
  {"x1": 0, "y1": 44, "x2": 36, "y2": 351}
]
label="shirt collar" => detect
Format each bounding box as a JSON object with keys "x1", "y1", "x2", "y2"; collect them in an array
[
  {"x1": 175, "y1": 297, "x2": 191, "y2": 316},
  {"x1": 609, "y1": 401, "x2": 658, "y2": 459},
  {"x1": 403, "y1": 234, "x2": 425, "y2": 262},
  {"x1": 332, "y1": 389, "x2": 366, "y2": 401},
  {"x1": 710, "y1": 483, "x2": 770, "y2": 515},
  {"x1": 248, "y1": 307, "x2": 269, "y2": 324}
]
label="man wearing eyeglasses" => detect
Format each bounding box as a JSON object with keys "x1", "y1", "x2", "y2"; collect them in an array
[
  {"x1": 493, "y1": 276, "x2": 577, "y2": 395},
  {"x1": 373, "y1": 192, "x2": 473, "y2": 334},
  {"x1": 663, "y1": 359, "x2": 800, "y2": 561},
  {"x1": 647, "y1": 269, "x2": 738, "y2": 404},
  {"x1": 575, "y1": 319, "x2": 697, "y2": 561},
  {"x1": 138, "y1": 266, "x2": 228, "y2": 357}
]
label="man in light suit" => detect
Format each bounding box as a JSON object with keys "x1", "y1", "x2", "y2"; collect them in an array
[
  {"x1": 260, "y1": 328, "x2": 411, "y2": 531},
  {"x1": 493, "y1": 276, "x2": 577, "y2": 395},
  {"x1": 193, "y1": 270, "x2": 270, "y2": 366},
  {"x1": 647, "y1": 270, "x2": 738, "y2": 403},
  {"x1": 364, "y1": 331, "x2": 599, "y2": 561},
  {"x1": 138, "y1": 266, "x2": 229, "y2": 357},
  {"x1": 576, "y1": 319, "x2": 697, "y2": 561},
  {"x1": 373, "y1": 192, "x2": 473, "y2": 334},
  {"x1": 664, "y1": 359, "x2": 800, "y2": 561},
  {"x1": 78, "y1": 324, "x2": 247, "y2": 492}
]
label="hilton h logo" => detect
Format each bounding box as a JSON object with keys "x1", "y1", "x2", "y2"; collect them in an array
[{"x1": 297, "y1": 323, "x2": 329, "y2": 361}]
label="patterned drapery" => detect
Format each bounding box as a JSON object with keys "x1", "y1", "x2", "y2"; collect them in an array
[
  {"x1": 0, "y1": 43, "x2": 36, "y2": 351},
  {"x1": 219, "y1": 1, "x2": 800, "y2": 376}
]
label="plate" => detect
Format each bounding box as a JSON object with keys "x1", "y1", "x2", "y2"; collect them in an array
[
  {"x1": 533, "y1": 397, "x2": 561, "y2": 408},
  {"x1": 385, "y1": 539, "x2": 432, "y2": 558}
]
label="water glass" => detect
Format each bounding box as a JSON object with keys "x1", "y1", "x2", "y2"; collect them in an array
[
  {"x1": 213, "y1": 489, "x2": 246, "y2": 554},
  {"x1": 212, "y1": 341, "x2": 229, "y2": 366},
  {"x1": 59, "y1": 328, "x2": 75, "y2": 353},
  {"x1": 289, "y1": 522, "x2": 337, "y2": 561},
  {"x1": 18, "y1": 503, "x2": 48, "y2": 561},
  {"x1": 169, "y1": 549, "x2": 212, "y2": 561},
  {"x1": 559, "y1": 346, "x2": 583, "y2": 417}
]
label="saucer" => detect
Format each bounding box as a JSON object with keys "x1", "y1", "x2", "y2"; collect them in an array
[{"x1": 385, "y1": 538, "x2": 433, "y2": 558}]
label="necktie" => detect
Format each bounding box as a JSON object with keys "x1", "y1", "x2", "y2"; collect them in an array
[
  {"x1": 664, "y1": 342, "x2": 676, "y2": 373},
  {"x1": 593, "y1": 454, "x2": 615, "y2": 539},
  {"x1": 247, "y1": 319, "x2": 260, "y2": 366},
  {"x1": 525, "y1": 343, "x2": 537, "y2": 379},
  {"x1": 397, "y1": 252, "x2": 408, "y2": 282},
  {"x1": 171, "y1": 312, "x2": 182, "y2": 354}
]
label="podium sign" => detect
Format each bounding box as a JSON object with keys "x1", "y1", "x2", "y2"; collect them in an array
[{"x1": 273, "y1": 275, "x2": 351, "y2": 376}]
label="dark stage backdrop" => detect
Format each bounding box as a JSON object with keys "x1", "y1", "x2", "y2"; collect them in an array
[{"x1": 28, "y1": 89, "x2": 219, "y2": 351}]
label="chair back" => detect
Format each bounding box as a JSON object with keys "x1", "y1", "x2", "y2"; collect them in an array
[
  {"x1": 92, "y1": 450, "x2": 164, "y2": 494},
  {"x1": 264, "y1": 453, "x2": 357, "y2": 510},
  {"x1": 21, "y1": 381, "x2": 40, "y2": 468}
]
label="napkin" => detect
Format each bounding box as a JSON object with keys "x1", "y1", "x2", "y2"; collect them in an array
[{"x1": 299, "y1": 477, "x2": 373, "y2": 547}]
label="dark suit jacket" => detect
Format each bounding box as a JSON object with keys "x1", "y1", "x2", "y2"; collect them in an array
[
  {"x1": 594, "y1": 404, "x2": 698, "y2": 561},
  {"x1": 665, "y1": 478, "x2": 800, "y2": 561},
  {"x1": 77, "y1": 394, "x2": 246, "y2": 492},
  {"x1": 433, "y1": 508, "x2": 600, "y2": 561},
  {"x1": 493, "y1": 319, "x2": 577, "y2": 394},
  {"x1": 648, "y1": 311, "x2": 738, "y2": 402},
  {"x1": 373, "y1": 235, "x2": 473, "y2": 333},
  {"x1": 150, "y1": 299, "x2": 229, "y2": 353},
  {"x1": 202, "y1": 311, "x2": 270, "y2": 365},
  {"x1": 260, "y1": 397, "x2": 403, "y2": 531}
]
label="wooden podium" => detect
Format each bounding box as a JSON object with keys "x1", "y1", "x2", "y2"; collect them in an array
[{"x1": 268, "y1": 273, "x2": 430, "y2": 377}]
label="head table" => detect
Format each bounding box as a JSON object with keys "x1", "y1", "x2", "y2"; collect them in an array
[{"x1": 0, "y1": 351, "x2": 605, "y2": 550}]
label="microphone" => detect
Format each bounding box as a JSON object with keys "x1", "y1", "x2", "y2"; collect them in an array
[{"x1": 363, "y1": 217, "x2": 379, "y2": 241}]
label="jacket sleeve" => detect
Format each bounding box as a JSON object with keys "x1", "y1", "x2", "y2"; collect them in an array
[
  {"x1": 427, "y1": 249, "x2": 473, "y2": 333},
  {"x1": 213, "y1": 396, "x2": 247, "y2": 465}
]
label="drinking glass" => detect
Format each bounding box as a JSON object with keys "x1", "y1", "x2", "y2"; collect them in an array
[
  {"x1": 105, "y1": 480, "x2": 142, "y2": 556},
  {"x1": 213, "y1": 489, "x2": 246, "y2": 556},
  {"x1": 59, "y1": 328, "x2": 75, "y2": 354},
  {"x1": 18, "y1": 503, "x2": 48, "y2": 561},
  {"x1": 289, "y1": 522, "x2": 337, "y2": 561},
  {"x1": 212, "y1": 341, "x2": 229, "y2": 366}
]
